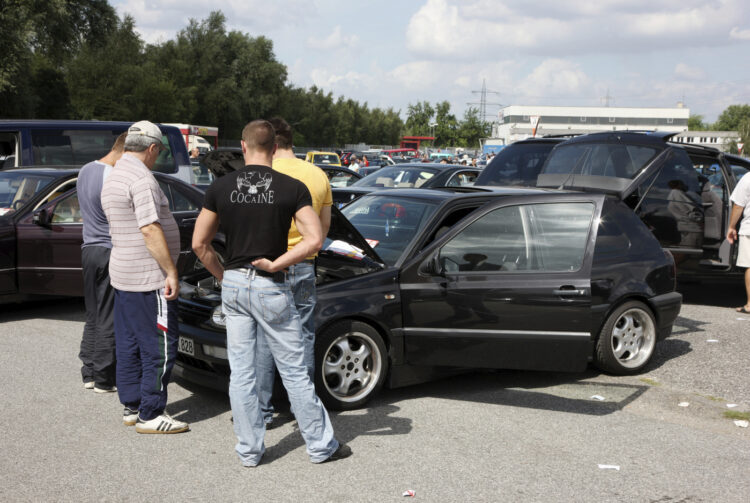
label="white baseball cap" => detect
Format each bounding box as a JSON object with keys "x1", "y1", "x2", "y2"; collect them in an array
[{"x1": 127, "y1": 120, "x2": 163, "y2": 145}]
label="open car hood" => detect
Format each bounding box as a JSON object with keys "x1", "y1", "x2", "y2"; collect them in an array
[
  {"x1": 201, "y1": 148, "x2": 244, "y2": 178},
  {"x1": 324, "y1": 205, "x2": 384, "y2": 266}
]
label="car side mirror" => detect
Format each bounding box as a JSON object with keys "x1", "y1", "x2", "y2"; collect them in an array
[
  {"x1": 420, "y1": 254, "x2": 445, "y2": 276},
  {"x1": 32, "y1": 208, "x2": 51, "y2": 227}
]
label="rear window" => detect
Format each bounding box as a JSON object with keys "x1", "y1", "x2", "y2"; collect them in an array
[
  {"x1": 544, "y1": 143, "x2": 660, "y2": 179},
  {"x1": 475, "y1": 142, "x2": 556, "y2": 187}
]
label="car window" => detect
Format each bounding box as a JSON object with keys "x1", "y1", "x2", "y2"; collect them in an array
[
  {"x1": 340, "y1": 195, "x2": 439, "y2": 266},
  {"x1": 0, "y1": 172, "x2": 56, "y2": 215},
  {"x1": 169, "y1": 183, "x2": 200, "y2": 212},
  {"x1": 327, "y1": 170, "x2": 359, "y2": 188},
  {"x1": 158, "y1": 181, "x2": 175, "y2": 212},
  {"x1": 439, "y1": 202, "x2": 594, "y2": 273},
  {"x1": 446, "y1": 171, "x2": 478, "y2": 187},
  {"x1": 544, "y1": 143, "x2": 660, "y2": 179},
  {"x1": 475, "y1": 142, "x2": 555, "y2": 186},
  {"x1": 50, "y1": 192, "x2": 82, "y2": 224}
]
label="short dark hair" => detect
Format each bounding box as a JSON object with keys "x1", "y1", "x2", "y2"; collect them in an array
[
  {"x1": 269, "y1": 117, "x2": 293, "y2": 150},
  {"x1": 241, "y1": 120, "x2": 276, "y2": 154}
]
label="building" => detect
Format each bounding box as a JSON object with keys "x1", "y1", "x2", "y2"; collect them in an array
[
  {"x1": 490, "y1": 104, "x2": 690, "y2": 146},
  {"x1": 671, "y1": 130, "x2": 740, "y2": 153}
]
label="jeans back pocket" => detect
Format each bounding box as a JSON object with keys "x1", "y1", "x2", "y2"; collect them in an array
[{"x1": 259, "y1": 289, "x2": 291, "y2": 325}]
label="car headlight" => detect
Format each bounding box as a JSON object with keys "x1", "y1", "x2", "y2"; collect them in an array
[{"x1": 211, "y1": 305, "x2": 226, "y2": 327}]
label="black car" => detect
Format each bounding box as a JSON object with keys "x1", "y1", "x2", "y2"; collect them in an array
[
  {"x1": 536, "y1": 131, "x2": 750, "y2": 280},
  {"x1": 332, "y1": 163, "x2": 482, "y2": 207},
  {"x1": 0, "y1": 167, "x2": 206, "y2": 303},
  {"x1": 175, "y1": 187, "x2": 681, "y2": 410}
]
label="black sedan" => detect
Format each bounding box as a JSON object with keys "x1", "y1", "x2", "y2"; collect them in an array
[
  {"x1": 0, "y1": 167, "x2": 205, "y2": 303},
  {"x1": 175, "y1": 187, "x2": 682, "y2": 410},
  {"x1": 332, "y1": 163, "x2": 482, "y2": 207}
]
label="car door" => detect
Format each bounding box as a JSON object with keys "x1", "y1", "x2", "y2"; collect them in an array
[
  {"x1": 399, "y1": 197, "x2": 598, "y2": 372},
  {"x1": 16, "y1": 190, "x2": 84, "y2": 296}
]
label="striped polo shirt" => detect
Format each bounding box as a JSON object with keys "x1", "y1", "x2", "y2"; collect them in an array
[{"x1": 101, "y1": 153, "x2": 180, "y2": 292}]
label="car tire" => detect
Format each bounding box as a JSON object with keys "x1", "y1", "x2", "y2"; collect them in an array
[
  {"x1": 595, "y1": 300, "x2": 657, "y2": 375},
  {"x1": 315, "y1": 320, "x2": 388, "y2": 410}
]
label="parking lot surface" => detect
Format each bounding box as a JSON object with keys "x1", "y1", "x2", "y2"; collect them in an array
[{"x1": 1, "y1": 286, "x2": 749, "y2": 502}]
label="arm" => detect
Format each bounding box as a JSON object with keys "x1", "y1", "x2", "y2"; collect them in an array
[
  {"x1": 319, "y1": 204, "x2": 331, "y2": 239},
  {"x1": 252, "y1": 205, "x2": 322, "y2": 273},
  {"x1": 727, "y1": 203, "x2": 745, "y2": 244},
  {"x1": 191, "y1": 208, "x2": 223, "y2": 282},
  {"x1": 140, "y1": 223, "x2": 179, "y2": 300}
]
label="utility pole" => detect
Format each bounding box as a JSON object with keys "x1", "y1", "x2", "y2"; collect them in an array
[{"x1": 468, "y1": 79, "x2": 502, "y2": 122}]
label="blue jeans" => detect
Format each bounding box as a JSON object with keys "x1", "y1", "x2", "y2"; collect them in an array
[
  {"x1": 257, "y1": 261, "x2": 316, "y2": 423},
  {"x1": 222, "y1": 268, "x2": 337, "y2": 466}
]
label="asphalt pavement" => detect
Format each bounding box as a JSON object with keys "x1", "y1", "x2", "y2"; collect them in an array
[{"x1": 1, "y1": 285, "x2": 749, "y2": 502}]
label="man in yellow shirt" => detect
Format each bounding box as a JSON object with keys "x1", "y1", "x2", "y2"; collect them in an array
[{"x1": 256, "y1": 117, "x2": 333, "y2": 427}]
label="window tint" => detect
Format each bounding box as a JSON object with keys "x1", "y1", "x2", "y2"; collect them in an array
[
  {"x1": 31, "y1": 129, "x2": 120, "y2": 165},
  {"x1": 439, "y1": 202, "x2": 594, "y2": 273},
  {"x1": 475, "y1": 142, "x2": 555, "y2": 186},
  {"x1": 544, "y1": 143, "x2": 659, "y2": 179},
  {"x1": 169, "y1": 184, "x2": 200, "y2": 212},
  {"x1": 50, "y1": 192, "x2": 82, "y2": 223}
]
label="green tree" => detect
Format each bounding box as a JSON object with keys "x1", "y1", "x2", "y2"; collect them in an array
[
  {"x1": 688, "y1": 114, "x2": 707, "y2": 131},
  {"x1": 713, "y1": 105, "x2": 750, "y2": 131}
]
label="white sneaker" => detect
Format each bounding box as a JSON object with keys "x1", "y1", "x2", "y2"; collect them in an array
[
  {"x1": 135, "y1": 413, "x2": 189, "y2": 434},
  {"x1": 123, "y1": 407, "x2": 138, "y2": 426}
]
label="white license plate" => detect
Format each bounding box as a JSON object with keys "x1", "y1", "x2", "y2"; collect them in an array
[{"x1": 178, "y1": 336, "x2": 195, "y2": 356}]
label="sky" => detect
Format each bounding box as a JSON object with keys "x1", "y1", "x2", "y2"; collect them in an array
[{"x1": 111, "y1": 0, "x2": 750, "y2": 124}]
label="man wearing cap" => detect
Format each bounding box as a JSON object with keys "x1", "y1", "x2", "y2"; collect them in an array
[{"x1": 101, "y1": 120, "x2": 189, "y2": 434}]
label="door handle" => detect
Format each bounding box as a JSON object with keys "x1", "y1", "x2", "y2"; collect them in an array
[{"x1": 553, "y1": 287, "x2": 585, "y2": 296}]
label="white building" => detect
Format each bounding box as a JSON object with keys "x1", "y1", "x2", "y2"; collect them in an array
[
  {"x1": 490, "y1": 105, "x2": 690, "y2": 146},
  {"x1": 671, "y1": 130, "x2": 740, "y2": 152}
]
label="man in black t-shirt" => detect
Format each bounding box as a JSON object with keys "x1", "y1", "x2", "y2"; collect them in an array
[{"x1": 192, "y1": 120, "x2": 351, "y2": 466}]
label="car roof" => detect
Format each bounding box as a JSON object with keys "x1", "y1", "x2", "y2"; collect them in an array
[{"x1": 560, "y1": 130, "x2": 676, "y2": 148}]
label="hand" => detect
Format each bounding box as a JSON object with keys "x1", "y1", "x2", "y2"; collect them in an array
[
  {"x1": 727, "y1": 227, "x2": 738, "y2": 244},
  {"x1": 251, "y1": 258, "x2": 275, "y2": 272},
  {"x1": 164, "y1": 273, "x2": 180, "y2": 301}
]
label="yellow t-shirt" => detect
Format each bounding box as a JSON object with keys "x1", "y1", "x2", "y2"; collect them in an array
[{"x1": 272, "y1": 157, "x2": 333, "y2": 257}]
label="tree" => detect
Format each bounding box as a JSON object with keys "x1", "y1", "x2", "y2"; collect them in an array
[
  {"x1": 688, "y1": 114, "x2": 707, "y2": 131},
  {"x1": 713, "y1": 105, "x2": 750, "y2": 131}
]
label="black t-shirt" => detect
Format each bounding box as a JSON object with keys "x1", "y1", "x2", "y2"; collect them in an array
[{"x1": 203, "y1": 164, "x2": 312, "y2": 270}]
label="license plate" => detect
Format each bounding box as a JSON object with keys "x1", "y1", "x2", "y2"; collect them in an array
[{"x1": 178, "y1": 336, "x2": 194, "y2": 356}]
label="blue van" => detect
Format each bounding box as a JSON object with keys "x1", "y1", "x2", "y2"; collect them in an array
[{"x1": 0, "y1": 120, "x2": 191, "y2": 180}]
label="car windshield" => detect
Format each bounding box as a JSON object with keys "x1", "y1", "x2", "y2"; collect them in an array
[
  {"x1": 0, "y1": 172, "x2": 56, "y2": 216},
  {"x1": 543, "y1": 142, "x2": 660, "y2": 180},
  {"x1": 353, "y1": 166, "x2": 439, "y2": 188},
  {"x1": 340, "y1": 194, "x2": 439, "y2": 266},
  {"x1": 475, "y1": 142, "x2": 556, "y2": 187},
  {"x1": 312, "y1": 154, "x2": 339, "y2": 164}
]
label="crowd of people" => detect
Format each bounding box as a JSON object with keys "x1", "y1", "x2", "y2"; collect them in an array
[{"x1": 78, "y1": 118, "x2": 351, "y2": 465}]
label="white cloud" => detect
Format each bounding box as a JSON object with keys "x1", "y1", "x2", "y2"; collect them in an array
[
  {"x1": 674, "y1": 63, "x2": 706, "y2": 81},
  {"x1": 307, "y1": 26, "x2": 359, "y2": 51},
  {"x1": 730, "y1": 26, "x2": 750, "y2": 40},
  {"x1": 406, "y1": 0, "x2": 750, "y2": 59}
]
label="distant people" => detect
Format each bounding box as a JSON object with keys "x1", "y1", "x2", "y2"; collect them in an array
[
  {"x1": 255, "y1": 117, "x2": 332, "y2": 428},
  {"x1": 191, "y1": 120, "x2": 350, "y2": 466},
  {"x1": 349, "y1": 156, "x2": 360, "y2": 172},
  {"x1": 101, "y1": 120, "x2": 188, "y2": 434},
  {"x1": 727, "y1": 172, "x2": 750, "y2": 313},
  {"x1": 77, "y1": 133, "x2": 126, "y2": 393}
]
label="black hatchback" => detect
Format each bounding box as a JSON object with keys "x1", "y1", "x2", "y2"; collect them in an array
[{"x1": 175, "y1": 187, "x2": 681, "y2": 410}]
